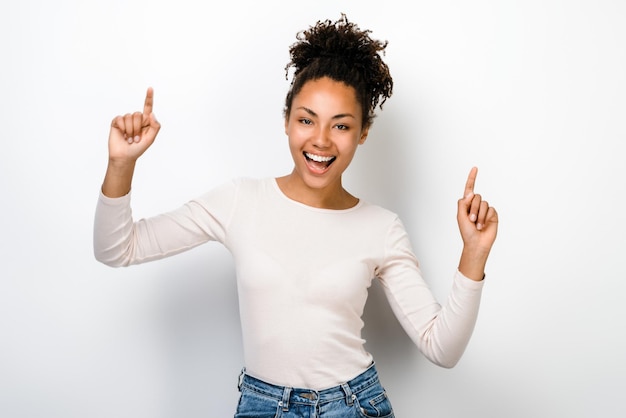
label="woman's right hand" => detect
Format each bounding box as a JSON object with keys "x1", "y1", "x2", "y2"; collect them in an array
[
  {"x1": 108, "y1": 87, "x2": 161, "y2": 164},
  {"x1": 101, "y1": 88, "x2": 161, "y2": 197}
]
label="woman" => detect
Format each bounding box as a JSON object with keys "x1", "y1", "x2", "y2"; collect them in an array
[{"x1": 94, "y1": 14, "x2": 498, "y2": 417}]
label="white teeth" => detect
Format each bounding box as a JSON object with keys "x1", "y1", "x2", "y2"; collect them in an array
[{"x1": 305, "y1": 152, "x2": 334, "y2": 162}]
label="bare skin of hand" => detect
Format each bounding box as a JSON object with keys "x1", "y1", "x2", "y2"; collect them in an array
[
  {"x1": 102, "y1": 88, "x2": 161, "y2": 197},
  {"x1": 456, "y1": 167, "x2": 498, "y2": 281}
]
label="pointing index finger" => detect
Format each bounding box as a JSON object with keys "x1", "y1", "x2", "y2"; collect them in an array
[
  {"x1": 464, "y1": 166, "x2": 478, "y2": 198},
  {"x1": 143, "y1": 87, "x2": 154, "y2": 116}
]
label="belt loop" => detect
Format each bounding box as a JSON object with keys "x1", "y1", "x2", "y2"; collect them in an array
[
  {"x1": 280, "y1": 387, "x2": 292, "y2": 412},
  {"x1": 341, "y1": 383, "x2": 355, "y2": 406},
  {"x1": 237, "y1": 368, "x2": 245, "y2": 391}
]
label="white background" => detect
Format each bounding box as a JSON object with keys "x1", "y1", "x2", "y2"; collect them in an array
[{"x1": 1, "y1": 1, "x2": 625, "y2": 417}]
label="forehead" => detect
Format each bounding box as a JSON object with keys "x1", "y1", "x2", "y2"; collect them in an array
[{"x1": 293, "y1": 77, "x2": 361, "y2": 114}]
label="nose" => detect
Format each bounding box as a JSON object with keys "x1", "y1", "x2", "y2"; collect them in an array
[{"x1": 312, "y1": 126, "x2": 331, "y2": 148}]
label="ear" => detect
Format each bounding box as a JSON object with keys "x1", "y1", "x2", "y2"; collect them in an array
[
  {"x1": 358, "y1": 126, "x2": 370, "y2": 145},
  {"x1": 284, "y1": 117, "x2": 289, "y2": 135}
]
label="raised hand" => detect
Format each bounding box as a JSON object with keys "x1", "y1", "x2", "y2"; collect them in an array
[
  {"x1": 457, "y1": 167, "x2": 498, "y2": 280},
  {"x1": 108, "y1": 87, "x2": 161, "y2": 164},
  {"x1": 101, "y1": 88, "x2": 161, "y2": 198}
]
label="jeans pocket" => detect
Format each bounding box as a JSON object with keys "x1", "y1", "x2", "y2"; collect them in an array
[
  {"x1": 354, "y1": 385, "x2": 394, "y2": 418},
  {"x1": 235, "y1": 387, "x2": 282, "y2": 418}
]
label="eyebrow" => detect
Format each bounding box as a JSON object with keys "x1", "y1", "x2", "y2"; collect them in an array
[{"x1": 296, "y1": 106, "x2": 356, "y2": 120}]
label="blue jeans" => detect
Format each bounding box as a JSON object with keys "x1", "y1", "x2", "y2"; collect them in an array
[{"x1": 234, "y1": 363, "x2": 395, "y2": 417}]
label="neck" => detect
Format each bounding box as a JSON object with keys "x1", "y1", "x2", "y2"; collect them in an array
[{"x1": 276, "y1": 172, "x2": 358, "y2": 210}]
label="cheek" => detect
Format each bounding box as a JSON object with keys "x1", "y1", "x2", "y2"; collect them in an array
[
  {"x1": 341, "y1": 137, "x2": 362, "y2": 156},
  {"x1": 286, "y1": 124, "x2": 307, "y2": 147},
  {"x1": 287, "y1": 132, "x2": 305, "y2": 158}
]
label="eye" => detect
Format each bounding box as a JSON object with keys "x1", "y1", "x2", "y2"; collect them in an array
[
  {"x1": 335, "y1": 124, "x2": 349, "y2": 131},
  {"x1": 299, "y1": 118, "x2": 313, "y2": 125}
]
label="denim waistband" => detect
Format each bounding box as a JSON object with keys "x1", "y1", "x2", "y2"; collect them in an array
[{"x1": 238, "y1": 363, "x2": 381, "y2": 408}]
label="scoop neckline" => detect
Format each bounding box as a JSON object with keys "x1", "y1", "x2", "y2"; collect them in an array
[{"x1": 270, "y1": 178, "x2": 363, "y2": 213}]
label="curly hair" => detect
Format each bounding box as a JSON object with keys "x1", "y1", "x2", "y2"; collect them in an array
[{"x1": 284, "y1": 14, "x2": 393, "y2": 128}]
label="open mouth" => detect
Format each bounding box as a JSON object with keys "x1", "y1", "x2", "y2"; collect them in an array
[{"x1": 304, "y1": 152, "x2": 336, "y2": 171}]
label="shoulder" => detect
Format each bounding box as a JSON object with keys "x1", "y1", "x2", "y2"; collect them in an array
[
  {"x1": 186, "y1": 177, "x2": 270, "y2": 221},
  {"x1": 360, "y1": 201, "x2": 414, "y2": 239},
  {"x1": 357, "y1": 200, "x2": 400, "y2": 224},
  {"x1": 228, "y1": 177, "x2": 275, "y2": 200}
]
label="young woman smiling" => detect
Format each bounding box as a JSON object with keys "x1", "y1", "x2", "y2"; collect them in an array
[
  {"x1": 279, "y1": 76, "x2": 367, "y2": 210},
  {"x1": 94, "y1": 14, "x2": 498, "y2": 417}
]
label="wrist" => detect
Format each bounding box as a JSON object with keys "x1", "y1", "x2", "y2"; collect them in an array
[
  {"x1": 458, "y1": 246, "x2": 490, "y2": 282},
  {"x1": 461, "y1": 244, "x2": 490, "y2": 262},
  {"x1": 102, "y1": 160, "x2": 136, "y2": 198},
  {"x1": 107, "y1": 155, "x2": 136, "y2": 170}
]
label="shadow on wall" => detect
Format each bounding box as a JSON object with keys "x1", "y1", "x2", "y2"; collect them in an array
[
  {"x1": 362, "y1": 279, "x2": 419, "y2": 363},
  {"x1": 345, "y1": 99, "x2": 419, "y2": 219},
  {"x1": 152, "y1": 246, "x2": 243, "y2": 416},
  {"x1": 355, "y1": 104, "x2": 426, "y2": 376}
]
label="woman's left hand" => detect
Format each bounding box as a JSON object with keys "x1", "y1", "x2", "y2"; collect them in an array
[{"x1": 456, "y1": 167, "x2": 498, "y2": 279}]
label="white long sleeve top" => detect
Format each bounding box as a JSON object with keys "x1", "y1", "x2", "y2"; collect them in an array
[{"x1": 94, "y1": 177, "x2": 484, "y2": 389}]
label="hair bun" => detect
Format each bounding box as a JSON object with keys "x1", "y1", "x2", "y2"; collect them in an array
[{"x1": 288, "y1": 14, "x2": 387, "y2": 75}]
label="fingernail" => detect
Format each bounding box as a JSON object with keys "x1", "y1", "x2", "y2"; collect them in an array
[
  {"x1": 477, "y1": 223, "x2": 483, "y2": 230},
  {"x1": 470, "y1": 214, "x2": 477, "y2": 222},
  {"x1": 134, "y1": 136, "x2": 140, "y2": 143},
  {"x1": 127, "y1": 137, "x2": 133, "y2": 144}
]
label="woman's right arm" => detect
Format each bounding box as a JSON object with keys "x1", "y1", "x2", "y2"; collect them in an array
[
  {"x1": 94, "y1": 88, "x2": 235, "y2": 267},
  {"x1": 101, "y1": 87, "x2": 161, "y2": 197},
  {"x1": 95, "y1": 88, "x2": 162, "y2": 266}
]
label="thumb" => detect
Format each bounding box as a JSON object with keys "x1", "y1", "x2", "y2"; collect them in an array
[
  {"x1": 148, "y1": 112, "x2": 160, "y2": 128},
  {"x1": 457, "y1": 192, "x2": 474, "y2": 224},
  {"x1": 143, "y1": 112, "x2": 161, "y2": 136},
  {"x1": 459, "y1": 191, "x2": 474, "y2": 210}
]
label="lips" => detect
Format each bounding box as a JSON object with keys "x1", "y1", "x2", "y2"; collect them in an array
[{"x1": 304, "y1": 151, "x2": 336, "y2": 171}]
